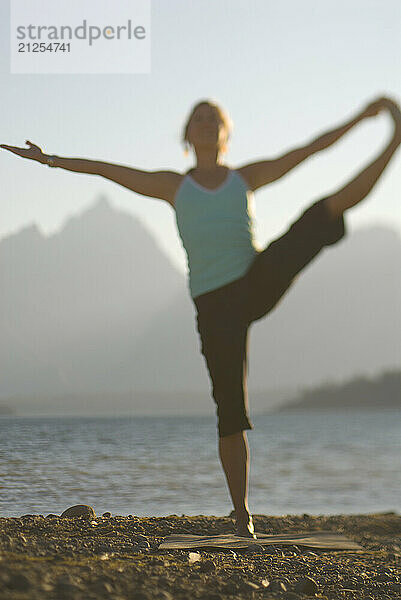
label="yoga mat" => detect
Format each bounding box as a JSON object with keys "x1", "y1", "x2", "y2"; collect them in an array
[{"x1": 159, "y1": 530, "x2": 364, "y2": 551}]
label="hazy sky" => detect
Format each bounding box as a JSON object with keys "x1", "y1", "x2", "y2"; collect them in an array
[{"x1": 1, "y1": 0, "x2": 400, "y2": 274}]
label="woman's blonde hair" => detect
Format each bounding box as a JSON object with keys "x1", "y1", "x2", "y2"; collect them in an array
[{"x1": 181, "y1": 99, "x2": 233, "y2": 156}]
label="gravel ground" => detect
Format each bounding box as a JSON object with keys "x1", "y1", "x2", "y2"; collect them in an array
[{"x1": 0, "y1": 510, "x2": 400, "y2": 599}]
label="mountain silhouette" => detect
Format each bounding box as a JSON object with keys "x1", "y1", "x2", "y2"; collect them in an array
[
  {"x1": 1, "y1": 197, "x2": 400, "y2": 416},
  {"x1": 0, "y1": 195, "x2": 183, "y2": 397}
]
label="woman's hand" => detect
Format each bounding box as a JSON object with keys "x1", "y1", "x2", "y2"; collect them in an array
[
  {"x1": 357, "y1": 97, "x2": 401, "y2": 144},
  {"x1": 371, "y1": 97, "x2": 401, "y2": 143},
  {"x1": 383, "y1": 99, "x2": 401, "y2": 144},
  {"x1": 378, "y1": 97, "x2": 401, "y2": 120},
  {"x1": 0, "y1": 140, "x2": 47, "y2": 163},
  {"x1": 359, "y1": 96, "x2": 399, "y2": 119}
]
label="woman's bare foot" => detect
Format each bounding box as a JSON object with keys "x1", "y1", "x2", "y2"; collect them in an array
[{"x1": 235, "y1": 512, "x2": 257, "y2": 539}]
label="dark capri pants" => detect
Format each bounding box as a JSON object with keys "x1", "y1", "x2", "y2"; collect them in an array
[{"x1": 193, "y1": 197, "x2": 346, "y2": 438}]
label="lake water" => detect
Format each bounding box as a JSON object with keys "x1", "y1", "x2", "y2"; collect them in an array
[{"x1": 1, "y1": 410, "x2": 400, "y2": 518}]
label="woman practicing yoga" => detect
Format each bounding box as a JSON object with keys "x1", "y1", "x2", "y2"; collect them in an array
[{"x1": 2, "y1": 95, "x2": 400, "y2": 538}]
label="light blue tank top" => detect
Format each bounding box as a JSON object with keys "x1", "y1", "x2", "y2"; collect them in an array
[{"x1": 174, "y1": 168, "x2": 259, "y2": 299}]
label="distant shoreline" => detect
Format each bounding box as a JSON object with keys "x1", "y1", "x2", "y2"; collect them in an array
[
  {"x1": 275, "y1": 370, "x2": 401, "y2": 412},
  {"x1": 1, "y1": 405, "x2": 400, "y2": 418},
  {"x1": 0, "y1": 405, "x2": 16, "y2": 416},
  {"x1": 2, "y1": 370, "x2": 399, "y2": 416}
]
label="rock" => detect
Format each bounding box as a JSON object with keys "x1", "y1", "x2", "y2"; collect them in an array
[
  {"x1": 188, "y1": 552, "x2": 201, "y2": 563},
  {"x1": 198, "y1": 558, "x2": 216, "y2": 573},
  {"x1": 222, "y1": 582, "x2": 237, "y2": 594},
  {"x1": 129, "y1": 592, "x2": 151, "y2": 600},
  {"x1": 155, "y1": 592, "x2": 174, "y2": 600},
  {"x1": 245, "y1": 543, "x2": 261, "y2": 553},
  {"x1": 60, "y1": 505, "x2": 96, "y2": 519},
  {"x1": 55, "y1": 580, "x2": 81, "y2": 598},
  {"x1": 132, "y1": 534, "x2": 149, "y2": 544},
  {"x1": 240, "y1": 580, "x2": 260, "y2": 591},
  {"x1": 263, "y1": 545, "x2": 283, "y2": 555},
  {"x1": 103, "y1": 511, "x2": 111, "y2": 517},
  {"x1": 6, "y1": 573, "x2": 31, "y2": 591},
  {"x1": 139, "y1": 542, "x2": 151, "y2": 550},
  {"x1": 55, "y1": 574, "x2": 75, "y2": 585},
  {"x1": 269, "y1": 579, "x2": 288, "y2": 593},
  {"x1": 92, "y1": 580, "x2": 114, "y2": 594},
  {"x1": 295, "y1": 576, "x2": 319, "y2": 595},
  {"x1": 132, "y1": 542, "x2": 150, "y2": 553}
]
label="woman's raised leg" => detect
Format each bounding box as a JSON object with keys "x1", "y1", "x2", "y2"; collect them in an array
[
  {"x1": 324, "y1": 101, "x2": 401, "y2": 219},
  {"x1": 246, "y1": 100, "x2": 400, "y2": 327}
]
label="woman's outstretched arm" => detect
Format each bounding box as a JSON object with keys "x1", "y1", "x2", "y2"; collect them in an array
[
  {"x1": 324, "y1": 98, "x2": 401, "y2": 218},
  {"x1": 0, "y1": 141, "x2": 180, "y2": 204},
  {"x1": 237, "y1": 96, "x2": 390, "y2": 192}
]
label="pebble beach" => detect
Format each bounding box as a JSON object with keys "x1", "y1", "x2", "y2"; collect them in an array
[{"x1": 0, "y1": 509, "x2": 400, "y2": 599}]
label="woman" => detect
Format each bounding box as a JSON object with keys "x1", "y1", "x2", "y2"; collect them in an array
[{"x1": 2, "y1": 96, "x2": 400, "y2": 538}]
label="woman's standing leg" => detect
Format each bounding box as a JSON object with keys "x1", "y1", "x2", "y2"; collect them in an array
[
  {"x1": 194, "y1": 281, "x2": 256, "y2": 536},
  {"x1": 213, "y1": 321, "x2": 255, "y2": 536},
  {"x1": 218, "y1": 430, "x2": 252, "y2": 527}
]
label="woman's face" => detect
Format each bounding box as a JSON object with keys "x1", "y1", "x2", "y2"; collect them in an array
[{"x1": 187, "y1": 104, "x2": 227, "y2": 152}]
